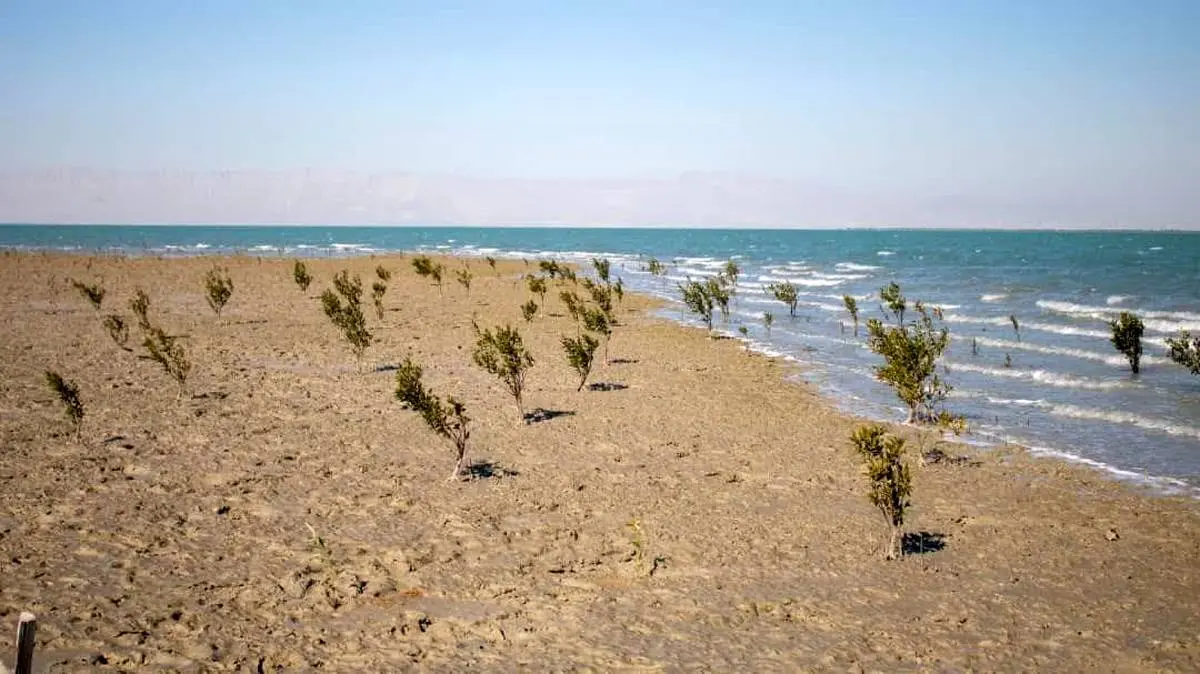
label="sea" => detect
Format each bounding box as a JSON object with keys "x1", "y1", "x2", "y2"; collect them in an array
[{"x1": 3, "y1": 224, "x2": 1198, "y2": 496}]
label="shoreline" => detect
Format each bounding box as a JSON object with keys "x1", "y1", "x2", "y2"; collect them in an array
[{"x1": 2, "y1": 252, "x2": 1198, "y2": 669}]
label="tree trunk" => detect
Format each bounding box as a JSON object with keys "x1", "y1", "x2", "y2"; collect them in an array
[
  {"x1": 886, "y1": 526, "x2": 901, "y2": 560},
  {"x1": 449, "y1": 448, "x2": 467, "y2": 482}
]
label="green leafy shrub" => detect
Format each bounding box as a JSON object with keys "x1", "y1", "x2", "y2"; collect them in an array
[
  {"x1": 843, "y1": 295, "x2": 859, "y2": 336},
  {"x1": 456, "y1": 266, "x2": 473, "y2": 296},
  {"x1": 581, "y1": 278, "x2": 614, "y2": 320},
  {"x1": 865, "y1": 284, "x2": 951, "y2": 423},
  {"x1": 768, "y1": 281, "x2": 799, "y2": 317},
  {"x1": 395, "y1": 358, "x2": 472, "y2": 481},
  {"x1": 321, "y1": 270, "x2": 372, "y2": 366},
  {"x1": 560, "y1": 289, "x2": 584, "y2": 325},
  {"x1": 562, "y1": 333, "x2": 599, "y2": 391},
  {"x1": 582, "y1": 306, "x2": 612, "y2": 363},
  {"x1": 850, "y1": 425, "x2": 912, "y2": 560},
  {"x1": 521, "y1": 299, "x2": 538, "y2": 323},
  {"x1": 880, "y1": 282, "x2": 906, "y2": 324},
  {"x1": 679, "y1": 279, "x2": 714, "y2": 331},
  {"x1": 539, "y1": 259, "x2": 564, "y2": 279},
  {"x1": 102, "y1": 314, "x2": 130, "y2": 350},
  {"x1": 411, "y1": 255, "x2": 436, "y2": 277},
  {"x1": 129, "y1": 288, "x2": 152, "y2": 332},
  {"x1": 706, "y1": 277, "x2": 731, "y2": 322},
  {"x1": 371, "y1": 281, "x2": 388, "y2": 320},
  {"x1": 293, "y1": 260, "x2": 313, "y2": 291},
  {"x1": 646, "y1": 258, "x2": 666, "y2": 277},
  {"x1": 1109, "y1": 311, "x2": 1144, "y2": 373},
  {"x1": 71, "y1": 279, "x2": 105, "y2": 311},
  {"x1": 486, "y1": 256, "x2": 498, "y2": 274},
  {"x1": 143, "y1": 326, "x2": 191, "y2": 396},
  {"x1": 738, "y1": 325, "x2": 750, "y2": 351},
  {"x1": 45, "y1": 370, "x2": 84, "y2": 437},
  {"x1": 375, "y1": 265, "x2": 391, "y2": 282},
  {"x1": 613, "y1": 278, "x2": 624, "y2": 305},
  {"x1": 763, "y1": 312, "x2": 774, "y2": 338},
  {"x1": 723, "y1": 260, "x2": 740, "y2": 287},
  {"x1": 1166, "y1": 331, "x2": 1200, "y2": 374},
  {"x1": 203, "y1": 266, "x2": 234, "y2": 320},
  {"x1": 592, "y1": 257, "x2": 611, "y2": 283},
  {"x1": 471, "y1": 323, "x2": 535, "y2": 420}
]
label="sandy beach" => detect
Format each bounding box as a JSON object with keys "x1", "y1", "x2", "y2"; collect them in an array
[{"x1": 1, "y1": 252, "x2": 1198, "y2": 672}]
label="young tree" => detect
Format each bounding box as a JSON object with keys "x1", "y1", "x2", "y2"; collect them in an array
[
  {"x1": 430, "y1": 263, "x2": 445, "y2": 294},
  {"x1": 562, "y1": 333, "x2": 599, "y2": 391},
  {"x1": 865, "y1": 285, "x2": 952, "y2": 423},
  {"x1": 879, "y1": 282, "x2": 906, "y2": 324},
  {"x1": 679, "y1": 279, "x2": 714, "y2": 331},
  {"x1": 1009, "y1": 315, "x2": 1021, "y2": 342},
  {"x1": 375, "y1": 265, "x2": 392, "y2": 282},
  {"x1": 371, "y1": 281, "x2": 388, "y2": 320},
  {"x1": 456, "y1": 266, "x2": 474, "y2": 296},
  {"x1": 843, "y1": 295, "x2": 860, "y2": 336},
  {"x1": 321, "y1": 270, "x2": 372, "y2": 366},
  {"x1": 526, "y1": 275, "x2": 548, "y2": 305},
  {"x1": 763, "y1": 312, "x2": 774, "y2": 338},
  {"x1": 560, "y1": 289, "x2": 585, "y2": 326},
  {"x1": 395, "y1": 358, "x2": 472, "y2": 481},
  {"x1": 71, "y1": 279, "x2": 105, "y2": 311},
  {"x1": 521, "y1": 299, "x2": 539, "y2": 323},
  {"x1": 538, "y1": 259, "x2": 563, "y2": 279},
  {"x1": 44, "y1": 370, "x2": 84, "y2": 438},
  {"x1": 1109, "y1": 311, "x2": 1144, "y2": 373},
  {"x1": 582, "y1": 278, "x2": 615, "y2": 321},
  {"x1": 102, "y1": 314, "x2": 130, "y2": 350},
  {"x1": 706, "y1": 276, "x2": 731, "y2": 322},
  {"x1": 486, "y1": 256, "x2": 498, "y2": 274},
  {"x1": 129, "y1": 289, "x2": 152, "y2": 332},
  {"x1": 723, "y1": 260, "x2": 740, "y2": 288},
  {"x1": 613, "y1": 278, "x2": 625, "y2": 305},
  {"x1": 203, "y1": 266, "x2": 234, "y2": 320},
  {"x1": 738, "y1": 325, "x2": 750, "y2": 352},
  {"x1": 850, "y1": 425, "x2": 912, "y2": 561},
  {"x1": 582, "y1": 306, "x2": 613, "y2": 363},
  {"x1": 411, "y1": 255, "x2": 436, "y2": 278},
  {"x1": 143, "y1": 326, "x2": 191, "y2": 396},
  {"x1": 646, "y1": 257, "x2": 667, "y2": 279},
  {"x1": 293, "y1": 260, "x2": 313, "y2": 292},
  {"x1": 592, "y1": 257, "x2": 611, "y2": 283},
  {"x1": 768, "y1": 281, "x2": 799, "y2": 318},
  {"x1": 471, "y1": 323, "x2": 535, "y2": 420},
  {"x1": 1166, "y1": 331, "x2": 1200, "y2": 375}
]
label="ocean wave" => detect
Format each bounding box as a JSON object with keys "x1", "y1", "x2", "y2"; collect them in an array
[
  {"x1": 1037, "y1": 300, "x2": 1200, "y2": 326},
  {"x1": 1106, "y1": 295, "x2": 1132, "y2": 306},
  {"x1": 983, "y1": 397, "x2": 1200, "y2": 441},
  {"x1": 757, "y1": 275, "x2": 845, "y2": 287},
  {"x1": 947, "y1": 361, "x2": 1126, "y2": 390},
  {"x1": 980, "y1": 294, "x2": 1007, "y2": 303},
  {"x1": 876, "y1": 250, "x2": 896, "y2": 256},
  {"x1": 834, "y1": 262, "x2": 881, "y2": 272},
  {"x1": 960, "y1": 335, "x2": 1171, "y2": 366},
  {"x1": 810, "y1": 271, "x2": 869, "y2": 281}
]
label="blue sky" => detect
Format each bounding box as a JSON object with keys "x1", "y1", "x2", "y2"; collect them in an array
[{"x1": 1, "y1": 1, "x2": 1197, "y2": 227}]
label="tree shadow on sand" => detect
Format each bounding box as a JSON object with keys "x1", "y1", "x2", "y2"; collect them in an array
[
  {"x1": 523, "y1": 408, "x2": 576, "y2": 424},
  {"x1": 587, "y1": 382, "x2": 629, "y2": 392},
  {"x1": 465, "y1": 460, "x2": 519, "y2": 480},
  {"x1": 609, "y1": 358, "x2": 640, "y2": 365},
  {"x1": 902, "y1": 531, "x2": 947, "y2": 555}
]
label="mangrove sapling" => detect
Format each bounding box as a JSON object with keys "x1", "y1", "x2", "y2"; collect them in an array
[
  {"x1": 1004, "y1": 353, "x2": 1012, "y2": 368},
  {"x1": 613, "y1": 278, "x2": 624, "y2": 305},
  {"x1": 850, "y1": 425, "x2": 912, "y2": 560},
  {"x1": 293, "y1": 260, "x2": 313, "y2": 292},
  {"x1": 560, "y1": 290, "x2": 585, "y2": 326},
  {"x1": 1166, "y1": 331, "x2": 1200, "y2": 374},
  {"x1": 738, "y1": 325, "x2": 750, "y2": 352},
  {"x1": 371, "y1": 281, "x2": 388, "y2": 320},
  {"x1": 321, "y1": 271, "x2": 372, "y2": 366},
  {"x1": 395, "y1": 358, "x2": 472, "y2": 481},
  {"x1": 486, "y1": 256, "x2": 498, "y2": 274},
  {"x1": 763, "y1": 312, "x2": 774, "y2": 338},
  {"x1": 375, "y1": 265, "x2": 392, "y2": 282},
  {"x1": 203, "y1": 266, "x2": 234, "y2": 320},
  {"x1": 411, "y1": 255, "x2": 436, "y2": 277},
  {"x1": 843, "y1": 295, "x2": 860, "y2": 336},
  {"x1": 592, "y1": 257, "x2": 611, "y2": 283},
  {"x1": 129, "y1": 288, "x2": 152, "y2": 332},
  {"x1": 723, "y1": 260, "x2": 740, "y2": 288},
  {"x1": 102, "y1": 314, "x2": 131, "y2": 350},
  {"x1": 526, "y1": 275, "x2": 548, "y2": 306},
  {"x1": 562, "y1": 333, "x2": 599, "y2": 391},
  {"x1": 768, "y1": 281, "x2": 799, "y2": 318},
  {"x1": 705, "y1": 277, "x2": 731, "y2": 323},
  {"x1": 1009, "y1": 315, "x2": 1021, "y2": 342},
  {"x1": 539, "y1": 259, "x2": 564, "y2": 279},
  {"x1": 521, "y1": 299, "x2": 539, "y2": 323},
  {"x1": 143, "y1": 326, "x2": 191, "y2": 396},
  {"x1": 430, "y1": 263, "x2": 445, "y2": 294},
  {"x1": 971, "y1": 337, "x2": 979, "y2": 356},
  {"x1": 471, "y1": 323, "x2": 535, "y2": 420},
  {"x1": 71, "y1": 279, "x2": 105, "y2": 311},
  {"x1": 560, "y1": 268, "x2": 578, "y2": 284},
  {"x1": 678, "y1": 279, "x2": 714, "y2": 332},
  {"x1": 880, "y1": 282, "x2": 906, "y2": 324},
  {"x1": 1109, "y1": 311, "x2": 1144, "y2": 373},
  {"x1": 456, "y1": 266, "x2": 474, "y2": 297},
  {"x1": 582, "y1": 306, "x2": 613, "y2": 363},
  {"x1": 45, "y1": 370, "x2": 84, "y2": 438},
  {"x1": 865, "y1": 284, "x2": 952, "y2": 424}
]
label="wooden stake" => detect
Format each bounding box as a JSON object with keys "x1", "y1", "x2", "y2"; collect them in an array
[{"x1": 14, "y1": 612, "x2": 35, "y2": 674}]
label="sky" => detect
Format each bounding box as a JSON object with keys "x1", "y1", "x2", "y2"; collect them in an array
[{"x1": 1, "y1": 0, "x2": 1198, "y2": 228}]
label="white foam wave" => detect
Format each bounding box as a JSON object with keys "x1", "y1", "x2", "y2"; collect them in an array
[
  {"x1": 962, "y1": 335, "x2": 1171, "y2": 366},
  {"x1": 810, "y1": 271, "x2": 869, "y2": 281},
  {"x1": 876, "y1": 250, "x2": 896, "y2": 256},
  {"x1": 757, "y1": 275, "x2": 844, "y2": 287},
  {"x1": 947, "y1": 361, "x2": 1126, "y2": 390},
  {"x1": 981, "y1": 294, "x2": 1007, "y2": 303},
  {"x1": 834, "y1": 262, "x2": 881, "y2": 272},
  {"x1": 1037, "y1": 300, "x2": 1200, "y2": 326},
  {"x1": 983, "y1": 397, "x2": 1200, "y2": 441},
  {"x1": 1106, "y1": 295, "x2": 1132, "y2": 306}
]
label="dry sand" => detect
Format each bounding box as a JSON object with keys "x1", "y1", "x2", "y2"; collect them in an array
[{"x1": 1, "y1": 252, "x2": 1198, "y2": 672}]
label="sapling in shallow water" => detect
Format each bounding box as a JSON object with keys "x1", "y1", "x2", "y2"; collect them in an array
[
  {"x1": 763, "y1": 312, "x2": 774, "y2": 338},
  {"x1": 768, "y1": 281, "x2": 799, "y2": 318},
  {"x1": 843, "y1": 295, "x2": 859, "y2": 336},
  {"x1": 1109, "y1": 312, "x2": 1144, "y2": 374},
  {"x1": 865, "y1": 283, "x2": 951, "y2": 424},
  {"x1": 1166, "y1": 331, "x2": 1200, "y2": 375},
  {"x1": 678, "y1": 279, "x2": 714, "y2": 332}
]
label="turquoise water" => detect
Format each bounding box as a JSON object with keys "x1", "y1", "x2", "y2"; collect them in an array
[{"x1": 3, "y1": 224, "x2": 1199, "y2": 494}]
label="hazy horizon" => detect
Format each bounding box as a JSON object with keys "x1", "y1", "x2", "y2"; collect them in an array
[{"x1": 2, "y1": 2, "x2": 1197, "y2": 229}]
